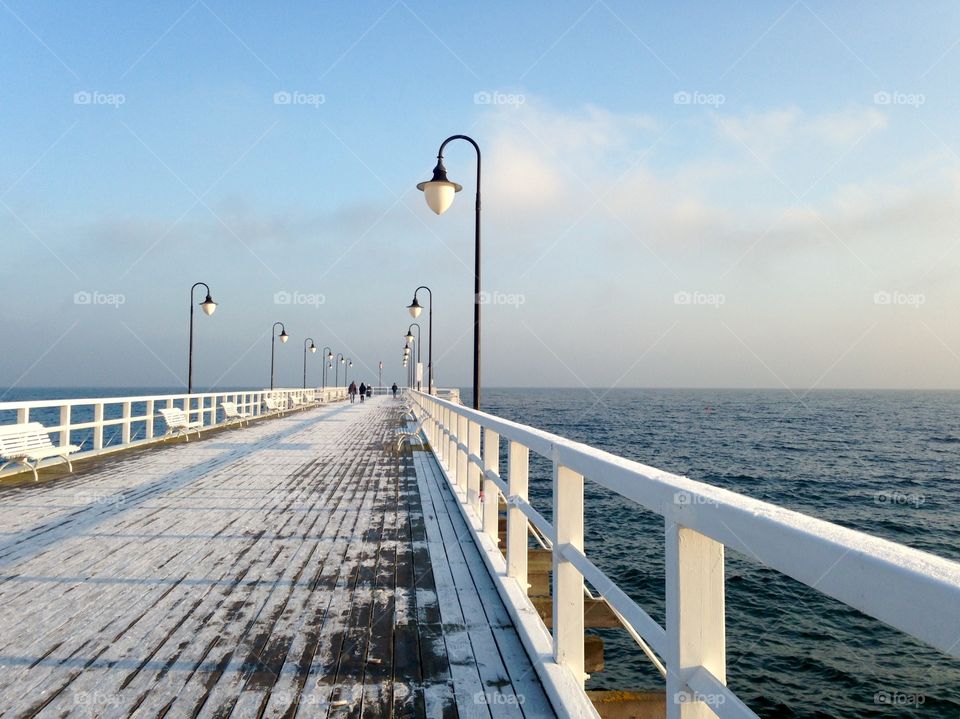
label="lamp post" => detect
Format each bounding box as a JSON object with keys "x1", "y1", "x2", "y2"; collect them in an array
[
  {"x1": 322, "y1": 347, "x2": 333, "y2": 388},
  {"x1": 303, "y1": 338, "x2": 317, "y2": 389},
  {"x1": 405, "y1": 323, "x2": 421, "y2": 391},
  {"x1": 346, "y1": 358, "x2": 352, "y2": 386},
  {"x1": 407, "y1": 286, "x2": 433, "y2": 393},
  {"x1": 335, "y1": 353, "x2": 345, "y2": 387},
  {"x1": 418, "y1": 135, "x2": 481, "y2": 409},
  {"x1": 187, "y1": 282, "x2": 217, "y2": 394},
  {"x1": 270, "y1": 321, "x2": 288, "y2": 390}
]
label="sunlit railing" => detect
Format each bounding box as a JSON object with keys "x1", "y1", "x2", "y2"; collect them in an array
[
  {"x1": 0, "y1": 386, "x2": 347, "y2": 476},
  {"x1": 409, "y1": 390, "x2": 960, "y2": 719}
]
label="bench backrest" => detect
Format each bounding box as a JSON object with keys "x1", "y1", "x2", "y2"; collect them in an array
[
  {"x1": 220, "y1": 401, "x2": 238, "y2": 417},
  {"x1": 264, "y1": 398, "x2": 279, "y2": 410},
  {"x1": 0, "y1": 422, "x2": 56, "y2": 454},
  {"x1": 158, "y1": 408, "x2": 190, "y2": 427}
]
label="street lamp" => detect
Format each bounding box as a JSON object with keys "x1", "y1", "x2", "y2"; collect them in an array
[
  {"x1": 418, "y1": 135, "x2": 482, "y2": 409},
  {"x1": 335, "y1": 353, "x2": 345, "y2": 387},
  {"x1": 346, "y1": 359, "x2": 353, "y2": 386},
  {"x1": 407, "y1": 286, "x2": 433, "y2": 393},
  {"x1": 405, "y1": 323, "x2": 421, "y2": 391},
  {"x1": 303, "y1": 338, "x2": 317, "y2": 389},
  {"x1": 322, "y1": 346, "x2": 333, "y2": 388},
  {"x1": 187, "y1": 282, "x2": 217, "y2": 394},
  {"x1": 270, "y1": 321, "x2": 288, "y2": 390}
]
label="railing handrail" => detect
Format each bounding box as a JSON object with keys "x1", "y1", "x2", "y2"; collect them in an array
[
  {"x1": 409, "y1": 390, "x2": 960, "y2": 719},
  {"x1": 0, "y1": 387, "x2": 336, "y2": 410}
]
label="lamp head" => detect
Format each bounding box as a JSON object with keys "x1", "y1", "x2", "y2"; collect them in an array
[
  {"x1": 407, "y1": 296, "x2": 423, "y2": 318},
  {"x1": 200, "y1": 294, "x2": 217, "y2": 316},
  {"x1": 417, "y1": 158, "x2": 462, "y2": 215},
  {"x1": 309, "y1": 343, "x2": 317, "y2": 353},
  {"x1": 279, "y1": 329, "x2": 289, "y2": 344}
]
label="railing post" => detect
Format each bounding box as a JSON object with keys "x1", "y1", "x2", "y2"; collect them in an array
[
  {"x1": 93, "y1": 403, "x2": 104, "y2": 450},
  {"x1": 436, "y1": 404, "x2": 445, "y2": 466},
  {"x1": 456, "y1": 413, "x2": 468, "y2": 498},
  {"x1": 145, "y1": 399, "x2": 155, "y2": 439},
  {"x1": 122, "y1": 401, "x2": 132, "y2": 444},
  {"x1": 16, "y1": 407, "x2": 28, "y2": 424},
  {"x1": 665, "y1": 521, "x2": 726, "y2": 718},
  {"x1": 448, "y1": 409, "x2": 457, "y2": 481},
  {"x1": 553, "y1": 462, "x2": 585, "y2": 684},
  {"x1": 59, "y1": 405, "x2": 71, "y2": 447},
  {"x1": 467, "y1": 420, "x2": 481, "y2": 511},
  {"x1": 507, "y1": 441, "x2": 529, "y2": 591},
  {"x1": 482, "y1": 429, "x2": 500, "y2": 545}
]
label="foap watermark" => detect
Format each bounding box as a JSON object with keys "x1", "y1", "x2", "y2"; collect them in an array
[
  {"x1": 674, "y1": 290, "x2": 725, "y2": 308},
  {"x1": 473, "y1": 90, "x2": 525, "y2": 107},
  {"x1": 73, "y1": 690, "x2": 120, "y2": 708},
  {"x1": 273, "y1": 90, "x2": 326, "y2": 108},
  {"x1": 673, "y1": 90, "x2": 725, "y2": 107},
  {"x1": 474, "y1": 691, "x2": 525, "y2": 707},
  {"x1": 673, "y1": 691, "x2": 726, "y2": 708},
  {"x1": 875, "y1": 490, "x2": 925, "y2": 509},
  {"x1": 873, "y1": 91, "x2": 925, "y2": 108},
  {"x1": 874, "y1": 690, "x2": 925, "y2": 707},
  {"x1": 478, "y1": 290, "x2": 526, "y2": 308},
  {"x1": 873, "y1": 290, "x2": 925, "y2": 308},
  {"x1": 74, "y1": 290, "x2": 126, "y2": 309},
  {"x1": 73, "y1": 90, "x2": 125, "y2": 108},
  {"x1": 674, "y1": 491, "x2": 718, "y2": 507},
  {"x1": 273, "y1": 290, "x2": 325, "y2": 308},
  {"x1": 74, "y1": 492, "x2": 125, "y2": 508}
]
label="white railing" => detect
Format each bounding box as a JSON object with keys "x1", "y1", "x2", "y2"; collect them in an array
[
  {"x1": 0, "y1": 386, "x2": 347, "y2": 476},
  {"x1": 409, "y1": 391, "x2": 960, "y2": 719}
]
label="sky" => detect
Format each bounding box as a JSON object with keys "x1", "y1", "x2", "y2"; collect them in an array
[{"x1": 2, "y1": 0, "x2": 960, "y2": 391}]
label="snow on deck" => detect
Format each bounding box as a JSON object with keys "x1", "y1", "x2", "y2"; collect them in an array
[{"x1": 0, "y1": 397, "x2": 553, "y2": 718}]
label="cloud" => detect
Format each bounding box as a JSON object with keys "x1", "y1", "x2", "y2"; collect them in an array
[{"x1": 715, "y1": 105, "x2": 888, "y2": 158}]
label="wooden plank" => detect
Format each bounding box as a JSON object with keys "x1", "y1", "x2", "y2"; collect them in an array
[{"x1": 531, "y1": 597, "x2": 622, "y2": 629}]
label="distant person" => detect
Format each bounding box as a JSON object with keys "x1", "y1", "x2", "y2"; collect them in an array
[
  {"x1": 359, "y1": 382, "x2": 367, "y2": 402},
  {"x1": 366, "y1": 384, "x2": 372, "y2": 398},
  {"x1": 391, "y1": 383, "x2": 398, "y2": 398},
  {"x1": 348, "y1": 381, "x2": 357, "y2": 403}
]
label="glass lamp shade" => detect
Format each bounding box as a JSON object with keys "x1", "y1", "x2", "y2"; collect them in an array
[
  {"x1": 417, "y1": 160, "x2": 462, "y2": 215},
  {"x1": 279, "y1": 330, "x2": 289, "y2": 344},
  {"x1": 405, "y1": 332, "x2": 415, "y2": 344},
  {"x1": 309, "y1": 344, "x2": 317, "y2": 353},
  {"x1": 407, "y1": 297, "x2": 422, "y2": 318},
  {"x1": 200, "y1": 295, "x2": 217, "y2": 316},
  {"x1": 419, "y1": 181, "x2": 459, "y2": 214}
]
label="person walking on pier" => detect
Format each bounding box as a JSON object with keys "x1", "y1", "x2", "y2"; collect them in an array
[
  {"x1": 359, "y1": 382, "x2": 367, "y2": 402},
  {"x1": 348, "y1": 381, "x2": 357, "y2": 403},
  {"x1": 392, "y1": 382, "x2": 398, "y2": 398}
]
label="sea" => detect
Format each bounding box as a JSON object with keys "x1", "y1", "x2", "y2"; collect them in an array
[{"x1": 3, "y1": 386, "x2": 960, "y2": 717}]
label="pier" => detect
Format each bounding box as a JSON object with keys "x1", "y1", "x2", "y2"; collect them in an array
[
  {"x1": 0, "y1": 388, "x2": 958, "y2": 718},
  {"x1": 0, "y1": 397, "x2": 553, "y2": 717}
]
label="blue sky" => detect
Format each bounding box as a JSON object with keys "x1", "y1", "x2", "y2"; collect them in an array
[{"x1": 3, "y1": 1, "x2": 960, "y2": 390}]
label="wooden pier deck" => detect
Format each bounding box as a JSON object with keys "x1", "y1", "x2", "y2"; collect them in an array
[{"x1": 0, "y1": 397, "x2": 554, "y2": 718}]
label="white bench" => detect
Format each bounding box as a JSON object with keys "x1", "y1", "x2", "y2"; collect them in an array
[
  {"x1": 220, "y1": 401, "x2": 251, "y2": 426},
  {"x1": 157, "y1": 408, "x2": 203, "y2": 441},
  {"x1": 263, "y1": 397, "x2": 285, "y2": 416},
  {"x1": 0, "y1": 422, "x2": 80, "y2": 481},
  {"x1": 396, "y1": 415, "x2": 428, "y2": 451}
]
